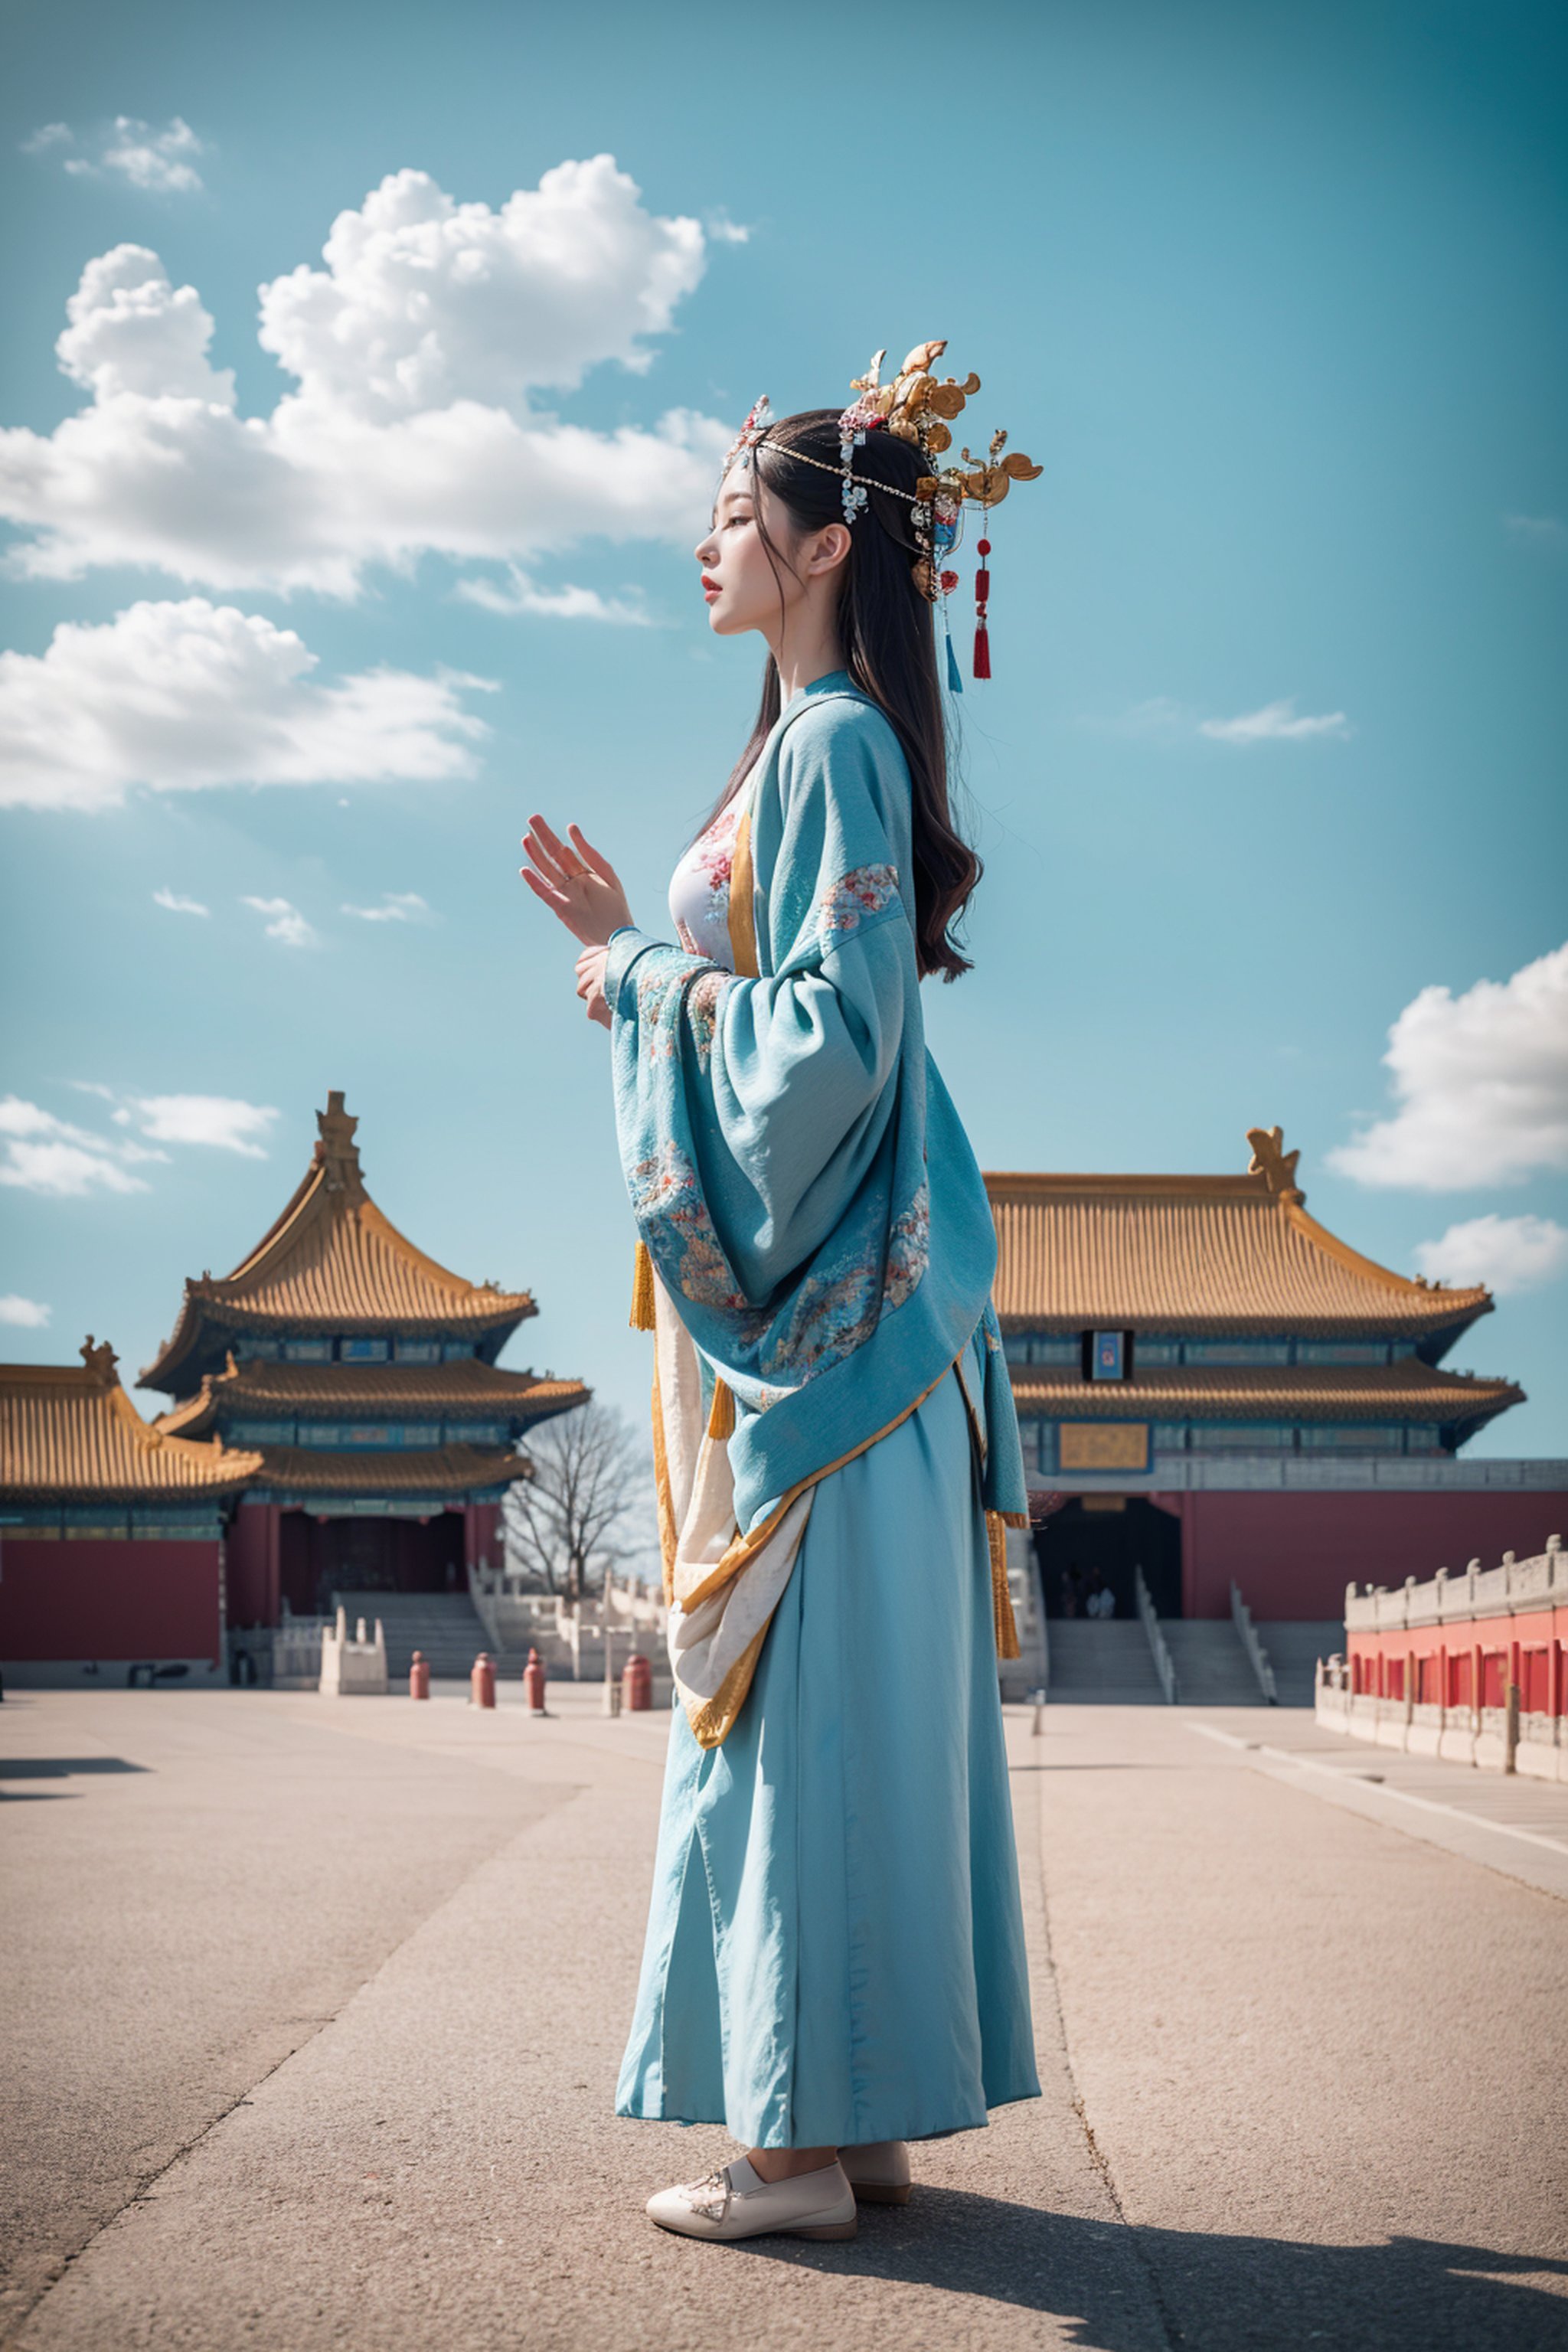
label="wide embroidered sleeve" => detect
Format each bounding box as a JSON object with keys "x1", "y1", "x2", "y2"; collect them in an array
[{"x1": 605, "y1": 699, "x2": 916, "y2": 1330}]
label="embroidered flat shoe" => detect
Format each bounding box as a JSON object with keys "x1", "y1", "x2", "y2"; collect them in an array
[
  {"x1": 646, "y1": 2156, "x2": 858, "y2": 2242},
  {"x1": 839, "y1": 2140, "x2": 912, "y2": 2204}
]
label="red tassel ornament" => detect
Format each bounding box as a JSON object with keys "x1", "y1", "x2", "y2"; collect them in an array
[{"x1": 973, "y1": 538, "x2": 992, "y2": 680}]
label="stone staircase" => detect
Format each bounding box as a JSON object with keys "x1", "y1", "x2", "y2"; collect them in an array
[
  {"x1": 1252, "y1": 1621, "x2": 1342, "y2": 1707},
  {"x1": 1044, "y1": 1615, "x2": 1346, "y2": 1706},
  {"x1": 1161, "y1": 1621, "x2": 1266, "y2": 1706},
  {"x1": 331, "y1": 1591, "x2": 492, "y2": 1683},
  {"x1": 1046, "y1": 1621, "x2": 1168, "y2": 1703}
]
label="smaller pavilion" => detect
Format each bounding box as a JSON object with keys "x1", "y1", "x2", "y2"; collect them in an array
[{"x1": 140, "y1": 1093, "x2": 588, "y2": 1624}]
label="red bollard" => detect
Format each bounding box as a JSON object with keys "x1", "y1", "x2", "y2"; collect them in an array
[
  {"x1": 523, "y1": 1646, "x2": 547, "y2": 1715},
  {"x1": 410, "y1": 1650, "x2": 430, "y2": 1701},
  {"x1": 470, "y1": 1651, "x2": 496, "y2": 1710},
  {"x1": 622, "y1": 1652, "x2": 652, "y2": 1712}
]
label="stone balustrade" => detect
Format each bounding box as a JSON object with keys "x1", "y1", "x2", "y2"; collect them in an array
[
  {"x1": 318, "y1": 1606, "x2": 388, "y2": 1697},
  {"x1": 1344, "y1": 1536, "x2": 1566, "y2": 1634},
  {"x1": 1322, "y1": 1536, "x2": 1566, "y2": 1782}
]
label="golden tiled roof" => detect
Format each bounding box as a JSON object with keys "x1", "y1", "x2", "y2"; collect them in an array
[
  {"x1": 1008, "y1": 1359, "x2": 1522, "y2": 1434},
  {"x1": 987, "y1": 1127, "x2": 1494, "y2": 1341},
  {"x1": 256, "y1": 1442, "x2": 531, "y2": 1497},
  {"x1": 0, "y1": 1341, "x2": 263, "y2": 1500},
  {"x1": 142, "y1": 1093, "x2": 537, "y2": 1393},
  {"x1": 154, "y1": 1360, "x2": 589, "y2": 1439}
]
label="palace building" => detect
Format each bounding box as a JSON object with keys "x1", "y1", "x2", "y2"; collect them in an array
[
  {"x1": 0, "y1": 1093, "x2": 586, "y2": 1682},
  {"x1": 988, "y1": 1127, "x2": 1566, "y2": 1624},
  {"x1": 0, "y1": 1343, "x2": 262, "y2": 1679}
]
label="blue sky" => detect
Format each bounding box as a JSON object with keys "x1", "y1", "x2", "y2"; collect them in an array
[{"x1": 1, "y1": 0, "x2": 1564, "y2": 1454}]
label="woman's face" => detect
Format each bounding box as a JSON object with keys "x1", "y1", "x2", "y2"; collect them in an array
[
  {"x1": 693, "y1": 462, "x2": 848, "y2": 639},
  {"x1": 693, "y1": 462, "x2": 795, "y2": 639}
]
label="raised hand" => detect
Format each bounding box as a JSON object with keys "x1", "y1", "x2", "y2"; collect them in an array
[{"x1": 519, "y1": 816, "x2": 633, "y2": 949}]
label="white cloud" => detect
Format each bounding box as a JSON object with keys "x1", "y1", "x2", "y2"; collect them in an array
[
  {"x1": 240, "y1": 895, "x2": 316, "y2": 949},
  {"x1": 0, "y1": 598, "x2": 492, "y2": 812},
  {"x1": 129, "y1": 1093, "x2": 279, "y2": 1155},
  {"x1": 153, "y1": 887, "x2": 209, "y2": 916},
  {"x1": 1414, "y1": 1214, "x2": 1568, "y2": 1298},
  {"x1": 55, "y1": 247, "x2": 232, "y2": 403},
  {"x1": 0, "y1": 1293, "x2": 53, "y2": 1328},
  {"x1": 341, "y1": 890, "x2": 431, "y2": 923},
  {"x1": 96, "y1": 116, "x2": 204, "y2": 195},
  {"x1": 37, "y1": 116, "x2": 205, "y2": 194},
  {"x1": 1328, "y1": 942, "x2": 1568, "y2": 1190},
  {"x1": 704, "y1": 212, "x2": 751, "y2": 244},
  {"x1": 0, "y1": 162, "x2": 730, "y2": 596},
  {"x1": 0, "y1": 1089, "x2": 277, "y2": 1194},
  {"x1": 0, "y1": 1097, "x2": 155, "y2": 1197},
  {"x1": 454, "y1": 566, "x2": 653, "y2": 623},
  {"x1": 259, "y1": 158, "x2": 701, "y2": 416},
  {"x1": 1197, "y1": 699, "x2": 1351, "y2": 744},
  {"x1": 1093, "y1": 695, "x2": 1351, "y2": 745},
  {"x1": 1504, "y1": 513, "x2": 1566, "y2": 553}
]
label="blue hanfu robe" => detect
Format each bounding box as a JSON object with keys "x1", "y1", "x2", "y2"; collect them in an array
[{"x1": 607, "y1": 671, "x2": 1040, "y2": 2147}]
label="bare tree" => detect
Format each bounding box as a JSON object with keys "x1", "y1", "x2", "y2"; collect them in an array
[{"x1": 501, "y1": 1402, "x2": 653, "y2": 1601}]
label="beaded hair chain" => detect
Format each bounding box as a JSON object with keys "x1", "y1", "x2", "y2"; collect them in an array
[{"x1": 722, "y1": 341, "x2": 1040, "y2": 679}]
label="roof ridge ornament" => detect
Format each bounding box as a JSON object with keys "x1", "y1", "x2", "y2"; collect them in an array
[
  {"x1": 315, "y1": 1089, "x2": 366, "y2": 1202},
  {"x1": 80, "y1": 1335, "x2": 119, "y2": 1384},
  {"x1": 1245, "y1": 1125, "x2": 1305, "y2": 1205}
]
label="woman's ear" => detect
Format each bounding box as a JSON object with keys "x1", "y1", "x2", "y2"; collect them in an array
[{"x1": 805, "y1": 522, "x2": 853, "y2": 579}]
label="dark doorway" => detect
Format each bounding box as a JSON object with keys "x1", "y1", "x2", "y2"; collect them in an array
[
  {"x1": 1035, "y1": 1497, "x2": 1182, "y2": 1620},
  {"x1": 277, "y1": 1511, "x2": 463, "y2": 1615}
]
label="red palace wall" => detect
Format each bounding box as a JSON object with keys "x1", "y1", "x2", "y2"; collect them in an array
[
  {"x1": 1346, "y1": 1601, "x2": 1567, "y2": 1714},
  {"x1": 1150, "y1": 1490, "x2": 1568, "y2": 1620},
  {"x1": 0, "y1": 1537, "x2": 223, "y2": 1662},
  {"x1": 225, "y1": 1504, "x2": 280, "y2": 1627},
  {"x1": 464, "y1": 1501, "x2": 501, "y2": 1572}
]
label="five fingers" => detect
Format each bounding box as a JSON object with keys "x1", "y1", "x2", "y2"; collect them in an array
[{"x1": 521, "y1": 822, "x2": 618, "y2": 1031}]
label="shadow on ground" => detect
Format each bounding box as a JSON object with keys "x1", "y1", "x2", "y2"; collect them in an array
[{"x1": 733, "y1": 2189, "x2": 1568, "y2": 2351}]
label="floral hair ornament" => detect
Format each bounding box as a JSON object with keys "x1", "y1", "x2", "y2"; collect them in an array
[
  {"x1": 841, "y1": 340, "x2": 1043, "y2": 683},
  {"x1": 723, "y1": 394, "x2": 775, "y2": 475},
  {"x1": 722, "y1": 343, "x2": 1040, "y2": 684}
]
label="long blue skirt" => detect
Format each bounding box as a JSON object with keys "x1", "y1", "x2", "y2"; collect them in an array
[{"x1": 616, "y1": 1330, "x2": 1040, "y2": 2149}]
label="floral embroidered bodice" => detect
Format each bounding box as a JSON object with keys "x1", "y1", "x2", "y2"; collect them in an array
[{"x1": 668, "y1": 793, "x2": 744, "y2": 968}]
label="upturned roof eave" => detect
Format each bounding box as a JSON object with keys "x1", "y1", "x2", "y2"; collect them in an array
[
  {"x1": 995, "y1": 1304, "x2": 1493, "y2": 1341},
  {"x1": 137, "y1": 1292, "x2": 537, "y2": 1395},
  {"x1": 0, "y1": 1467, "x2": 260, "y2": 1504},
  {"x1": 1006, "y1": 1364, "x2": 1525, "y2": 1426},
  {"x1": 983, "y1": 1140, "x2": 1495, "y2": 1338},
  {"x1": 0, "y1": 1364, "x2": 266, "y2": 1500},
  {"x1": 153, "y1": 1369, "x2": 590, "y2": 1440},
  {"x1": 251, "y1": 1443, "x2": 534, "y2": 1498}
]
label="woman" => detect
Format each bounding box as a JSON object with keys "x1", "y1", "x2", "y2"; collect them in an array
[{"x1": 521, "y1": 347, "x2": 1041, "y2": 2244}]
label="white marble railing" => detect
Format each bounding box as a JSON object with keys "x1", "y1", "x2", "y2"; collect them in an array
[
  {"x1": 1135, "y1": 1567, "x2": 1178, "y2": 1704},
  {"x1": 1230, "y1": 1579, "x2": 1277, "y2": 1703},
  {"x1": 1316, "y1": 1669, "x2": 1566, "y2": 1784},
  {"x1": 1344, "y1": 1536, "x2": 1565, "y2": 1632}
]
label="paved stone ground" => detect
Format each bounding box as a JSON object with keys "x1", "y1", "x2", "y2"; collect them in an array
[{"x1": 2, "y1": 1684, "x2": 1565, "y2": 2352}]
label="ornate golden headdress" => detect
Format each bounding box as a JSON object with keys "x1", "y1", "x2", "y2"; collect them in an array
[{"x1": 725, "y1": 339, "x2": 1041, "y2": 682}]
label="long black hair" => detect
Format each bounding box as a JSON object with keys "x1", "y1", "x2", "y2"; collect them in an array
[{"x1": 709, "y1": 407, "x2": 981, "y2": 984}]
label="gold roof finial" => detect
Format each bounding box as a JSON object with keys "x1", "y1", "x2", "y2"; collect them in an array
[
  {"x1": 316, "y1": 1089, "x2": 366, "y2": 1200},
  {"x1": 1246, "y1": 1126, "x2": 1305, "y2": 1205}
]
